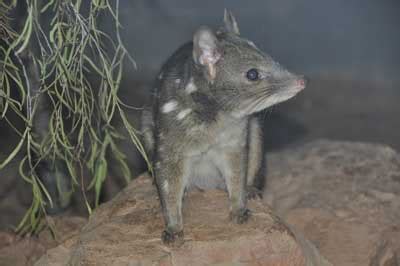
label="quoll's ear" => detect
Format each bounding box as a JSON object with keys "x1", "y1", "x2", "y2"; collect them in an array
[
  {"x1": 193, "y1": 26, "x2": 221, "y2": 82},
  {"x1": 223, "y1": 9, "x2": 240, "y2": 35}
]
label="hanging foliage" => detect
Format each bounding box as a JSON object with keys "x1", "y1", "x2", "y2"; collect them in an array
[{"x1": 0, "y1": 0, "x2": 151, "y2": 234}]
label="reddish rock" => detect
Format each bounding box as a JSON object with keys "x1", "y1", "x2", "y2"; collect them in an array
[
  {"x1": 7, "y1": 139, "x2": 400, "y2": 266},
  {"x1": 265, "y1": 140, "x2": 400, "y2": 266},
  {"x1": 36, "y1": 175, "x2": 330, "y2": 266},
  {"x1": 0, "y1": 217, "x2": 86, "y2": 266}
]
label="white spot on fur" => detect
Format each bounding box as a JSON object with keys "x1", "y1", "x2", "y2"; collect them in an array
[
  {"x1": 158, "y1": 72, "x2": 163, "y2": 79},
  {"x1": 175, "y1": 78, "x2": 181, "y2": 84},
  {"x1": 176, "y1": 108, "x2": 192, "y2": 120},
  {"x1": 161, "y1": 100, "x2": 178, "y2": 113},
  {"x1": 247, "y1": 40, "x2": 257, "y2": 49},
  {"x1": 185, "y1": 79, "x2": 197, "y2": 94},
  {"x1": 162, "y1": 180, "x2": 169, "y2": 194}
]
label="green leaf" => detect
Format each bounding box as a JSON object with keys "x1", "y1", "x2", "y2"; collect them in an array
[
  {"x1": 0, "y1": 129, "x2": 27, "y2": 169},
  {"x1": 94, "y1": 157, "x2": 107, "y2": 207}
]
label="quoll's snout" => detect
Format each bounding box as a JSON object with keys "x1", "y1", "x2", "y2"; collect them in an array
[
  {"x1": 297, "y1": 79, "x2": 305, "y2": 88},
  {"x1": 295, "y1": 76, "x2": 308, "y2": 90}
]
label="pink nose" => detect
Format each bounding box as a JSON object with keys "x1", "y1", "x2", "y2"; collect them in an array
[
  {"x1": 295, "y1": 76, "x2": 308, "y2": 89},
  {"x1": 297, "y1": 79, "x2": 305, "y2": 88}
]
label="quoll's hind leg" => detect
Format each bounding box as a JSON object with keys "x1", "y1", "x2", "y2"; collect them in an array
[
  {"x1": 246, "y1": 116, "x2": 264, "y2": 199},
  {"x1": 219, "y1": 148, "x2": 251, "y2": 224},
  {"x1": 140, "y1": 108, "x2": 155, "y2": 157},
  {"x1": 155, "y1": 158, "x2": 186, "y2": 246}
]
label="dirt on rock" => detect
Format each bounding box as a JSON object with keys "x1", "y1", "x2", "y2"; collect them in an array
[
  {"x1": 0, "y1": 217, "x2": 86, "y2": 266},
  {"x1": 264, "y1": 140, "x2": 400, "y2": 266},
  {"x1": 34, "y1": 174, "x2": 329, "y2": 266}
]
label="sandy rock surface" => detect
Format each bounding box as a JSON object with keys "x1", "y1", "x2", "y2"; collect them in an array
[
  {"x1": 265, "y1": 140, "x2": 400, "y2": 266},
  {"x1": 2, "y1": 139, "x2": 400, "y2": 266},
  {"x1": 35, "y1": 174, "x2": 329, "y2": 266},
  {"x1": 0, "y1": 217, "x2": 86, "y2": 266}
]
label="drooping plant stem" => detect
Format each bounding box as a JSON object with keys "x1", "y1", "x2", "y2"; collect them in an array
[{"x1": 0, "y1": 0, "x2": 151, "y2": 234}]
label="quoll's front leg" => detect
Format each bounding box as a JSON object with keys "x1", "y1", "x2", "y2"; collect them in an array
[
  {"x1": 219, "y1": 147, "x2": 251, "y2": 224},
  {"x1": 246, "y1": 116, "x2": 264, "y2": 200},
  {"x1": 155, "y1": 157, "x2": 186, "y2": 246}
]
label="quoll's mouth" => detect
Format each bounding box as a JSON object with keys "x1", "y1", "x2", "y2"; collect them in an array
[
  {"x1": 294, "y1": 76, "x2": 307, "y2": 91},
  {"x1": 232, "y1": 76, "x2": 307, "y2": 118},
  {"x1": 277, "y1": 77, "x2": 306, "y2": 97},
  {"x1": 296, "y1": 78, "x2": 306, "y2": 89}
]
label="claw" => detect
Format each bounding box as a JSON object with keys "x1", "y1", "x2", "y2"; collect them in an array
[
  {"x1": 230, "y1": 208, "x2": 251, "y2": 224},
  {"x1": 247, "y1": 186, "x2": 263, "y2": 200},
  {"x1": 161, "y1": 229, "x2": 184, "y2": 246}
]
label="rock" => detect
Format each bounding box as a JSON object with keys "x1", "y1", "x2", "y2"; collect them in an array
[
  {"x1": 264, "y1": 140, "x2": 400, "y2": 266},
  {"x1": 36, "y1": 175, "x2": 330, "y2": 266},
  {"x1": 0, "y1": 236, "x2": 46, "y2": 266},
  {"x1": 369, "y1": 241, "x2": 399, "y2": 266},
  {"x1": 0, "y1": 217, "x2": 86, "y2": 266},
  {"x1": 9, "y1": 139, "x2": 400, "y2": 265},
  {"x1": 0, "y1": 231, "x2": 16, "y2": 249}
]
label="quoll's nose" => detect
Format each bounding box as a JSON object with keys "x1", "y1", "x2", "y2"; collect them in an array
[{"x1": 296, "y1": 76, "x2": 308, "y2": 89}]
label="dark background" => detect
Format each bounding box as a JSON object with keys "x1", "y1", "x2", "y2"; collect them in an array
[
  {"x1": 119, "y1": 0, "x2": 400, "y2": 82},
  {"x1": 114, "y1": 0, "x2": 400, "y2": 151}
]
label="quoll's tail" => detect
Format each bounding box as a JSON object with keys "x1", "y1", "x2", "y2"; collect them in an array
[{"x1": 141, "y1": 108, "x2": 155, "y2": 159}]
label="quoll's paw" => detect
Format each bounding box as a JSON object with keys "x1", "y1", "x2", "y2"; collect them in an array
[
  {"x1": 230, "y1": 208, "x2": 251, "y2": 224},
  {"x1": 246, "y1": 186, "x2": 263, "y2": 200},
  {"x1": 161, "y1": 229, "x2": 184, "y2": 246}
]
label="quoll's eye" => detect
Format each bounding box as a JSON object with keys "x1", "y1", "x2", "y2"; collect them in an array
[{"x1": 246, "y1": 68, "x2": 259, "y2": 81}]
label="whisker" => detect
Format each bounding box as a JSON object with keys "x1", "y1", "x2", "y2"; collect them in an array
[
  {"x1": 243, "y1": 92, "x2": 272, "y2": 114},
  {"x1": 213, "y1": 84, "x2": 280, "y2": 114}
]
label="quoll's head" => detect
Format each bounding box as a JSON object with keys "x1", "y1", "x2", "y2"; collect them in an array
[{"x1": 192, "y1": 10, "x2": 306, "y2": 117}]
